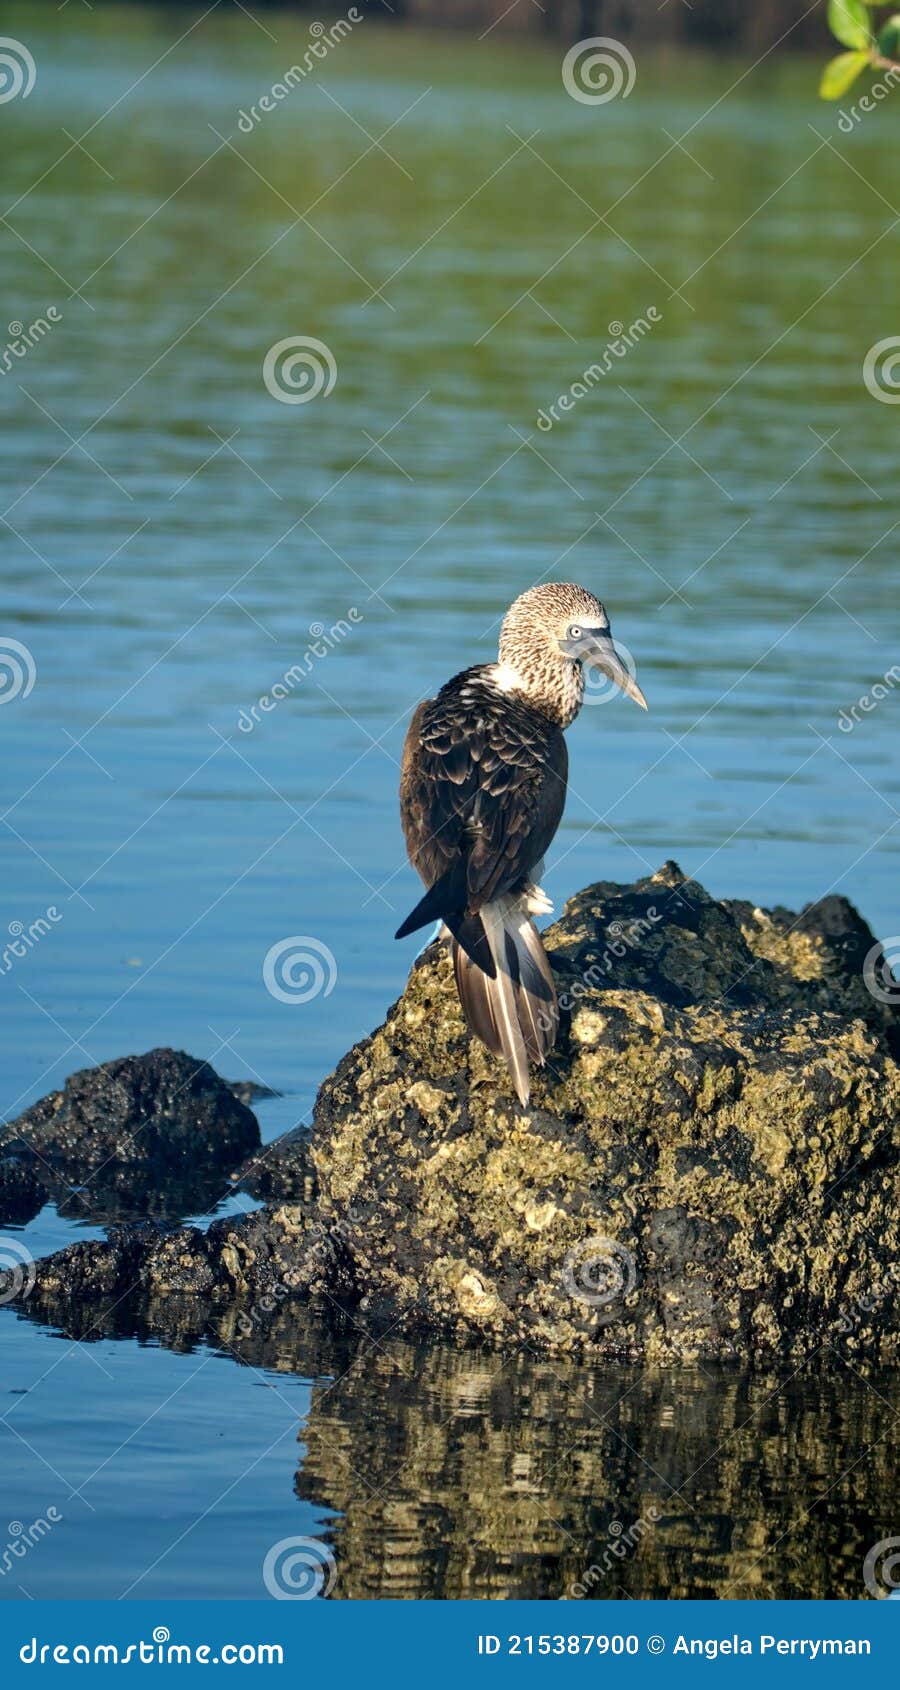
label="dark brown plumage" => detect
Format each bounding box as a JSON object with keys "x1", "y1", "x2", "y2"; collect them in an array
[{"x1": 397, "y1": 583, "x2": 647, "y2": 1106}]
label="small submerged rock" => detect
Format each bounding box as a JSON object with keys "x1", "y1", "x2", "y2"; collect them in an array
[
  {"x1": 236, "y1": 1125, "x2": 316, "y2": 1204},
  {"x1": 226, "y1": 1078, "x2": 282, "y2": 1108},
  {"x1": 0, "y1": 1047, "x2": 261, "y2": 1226},
  {"x1": 21, "y1": 1203, "x2": 350, "y2": 1315},
  {"x1": 5, "y1": 868, "x2": 899, "y2": 1363},
  {"x1": 0, "y1": 1153, "x2": 47, "y2": 1227}
]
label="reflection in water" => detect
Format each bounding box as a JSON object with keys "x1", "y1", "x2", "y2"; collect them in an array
[
  {"x1": 295, "y1": 1336, "x2": 897, "y2": 1601},
  {"x1": 14, "y1": 1292, "x2": 897, "y2": 1600},
  {"x1": 0, "y1": 1160, "x2": 249, "y2": 1230}
]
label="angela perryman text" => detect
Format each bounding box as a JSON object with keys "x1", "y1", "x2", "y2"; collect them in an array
[{"x1": 671, "y1": 1636, "x2": 872, "y2": 1660}]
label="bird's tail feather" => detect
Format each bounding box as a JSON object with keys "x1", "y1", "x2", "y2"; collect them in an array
[
  {"x1": 452, "y1": 895, "x2": 558, "y2": 1108},
  {"x1": 395, "y1": 861, "x2": 466, "y2": 941},
  {"x1": 396, "y1": 863, "x2": 496, "y2": 975}
]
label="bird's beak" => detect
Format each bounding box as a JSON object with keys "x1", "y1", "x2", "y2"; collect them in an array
[{"x1": 565, "y1": 627, "x2": 648, "y2": 710}]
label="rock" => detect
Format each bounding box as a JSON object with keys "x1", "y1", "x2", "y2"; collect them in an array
[
  {"x1": 724, "y1": 889, "x2": 900, "y2": 1059},
  {"x1": 225, "y1": 1078, "x2": 282, "y2": 1107},
  {"x1": 0, "y1": 1153, "x2": 47, "y2": 1227},
  {"x1": 306, "y1": 862, "x2": 900, "y2": 1361},
  {"x1": 1, "y1": 1047, "x2": 260, "y2": 1172},
  {"x1": 18, "y1": 1203, "x2": 354, "y2": 1322},
  {"x1": 235, "y1": 1125, "x2": 316, "y2": 1204},
  {"x1": 6, "y1": 869, "x2": 900, "y2": 1363},
  {"x1": 0, "y1": 1048, "x2": 261, "y2": 1225}
]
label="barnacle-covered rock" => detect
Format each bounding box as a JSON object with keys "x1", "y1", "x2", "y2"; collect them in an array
[
  {"x1": 0, "y1": 1048, "x2": 261, "y2": 1225},
  {"x1": 6, "y1": 866, "x2": 899, "y2": 1362},
  {"x1": 306, "y1": 862, "x2": 900, "y2": 1360}
]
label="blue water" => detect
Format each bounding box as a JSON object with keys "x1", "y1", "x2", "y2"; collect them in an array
[
  {"x1": 1, "y1": 4, "x2": 898, "y2": 1600},
  {"x1": 1, "y1": 1311, "x2": 330, "y2": 1601}
]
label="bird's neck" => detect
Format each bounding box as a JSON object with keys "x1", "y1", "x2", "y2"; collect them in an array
[{"x1": 490, "y1": 652, "x2": 584, "y2": 728}]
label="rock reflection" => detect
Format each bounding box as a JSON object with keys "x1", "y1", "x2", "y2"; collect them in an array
[
  {"x1": 0, "y1": 1161, "x2": 249, "y2": 1229},
  {"x1": 13, "y1": 1289, "x2": 898, "y2": 1601},
  {"x1": 293, "y1": 1338, "x2": 898, "y2": 1600}
]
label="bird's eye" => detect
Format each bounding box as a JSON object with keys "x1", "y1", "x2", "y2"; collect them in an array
[{"x1": 568, "y1": 623, "x2": 582, "y2": 640}]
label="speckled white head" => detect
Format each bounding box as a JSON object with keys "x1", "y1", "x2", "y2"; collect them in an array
[{"x1": 496, "y1": 582, "x2": 646, "y2": 726}]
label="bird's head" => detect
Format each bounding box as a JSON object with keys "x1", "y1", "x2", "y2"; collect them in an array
[{"x1": 498, "y1": 582, "x2": 647, "y2": 724}]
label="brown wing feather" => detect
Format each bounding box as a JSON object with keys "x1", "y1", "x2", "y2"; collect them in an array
[{"x1": 399, "y1": 666, "x2": 567, "y2": 911}]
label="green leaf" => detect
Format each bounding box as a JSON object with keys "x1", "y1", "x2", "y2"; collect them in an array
[
  {"x1": 828, "y1": 0, "x2": 872, "y2": 49},
  {"x1": 877, "y1": 14, "x2": 900, "y2": 56},
  {"x1": 820, "y1": 49, "x2": 870, "y2": 97}
]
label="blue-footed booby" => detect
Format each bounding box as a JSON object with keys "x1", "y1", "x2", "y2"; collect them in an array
[{"x1": 396, "y1": 583, "x2": 648, "y2": 1107}]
